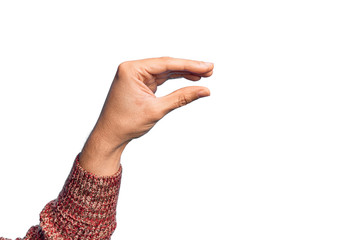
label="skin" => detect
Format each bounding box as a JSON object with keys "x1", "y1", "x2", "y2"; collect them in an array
[{"x1": 79, "y1": 57, "x2": 214, "y2": 176}]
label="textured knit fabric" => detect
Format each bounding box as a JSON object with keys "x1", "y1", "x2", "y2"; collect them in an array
[{"x1": 0, "y1": 153, "x2": 122, "y2": 240}]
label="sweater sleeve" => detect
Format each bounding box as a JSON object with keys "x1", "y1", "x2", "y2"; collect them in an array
[{"x1": 0, "y1": 153, "x2": 123, "y2": 240}]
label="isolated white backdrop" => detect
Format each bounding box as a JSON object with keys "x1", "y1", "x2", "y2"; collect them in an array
[{"x1": 0, "y1": 0, "x2": 359, "y2": 239}]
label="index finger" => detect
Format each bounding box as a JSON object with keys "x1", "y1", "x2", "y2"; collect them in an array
[{"x1": 136, "y1": 56, "x2": 214, "y2": 75}]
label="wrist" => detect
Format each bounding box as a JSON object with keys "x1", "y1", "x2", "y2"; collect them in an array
[{"x1": 80, "y1": 130, "x2": 130, "y2": 176}]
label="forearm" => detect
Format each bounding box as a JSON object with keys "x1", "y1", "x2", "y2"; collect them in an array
[
  {"x1": 0, "y1": 153, "x2": 123, "y2": 239},
  {"x1": 39, "y1": 153, "x2": 123, "y2": 239}
]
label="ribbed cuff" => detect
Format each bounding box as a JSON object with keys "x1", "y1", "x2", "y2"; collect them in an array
[{"x1": 40, "y1": 153, "x2": 122, "y2": 239}]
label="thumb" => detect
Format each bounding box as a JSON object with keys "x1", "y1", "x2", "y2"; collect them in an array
[{"x1": 157, "y1": 86, "x2": 210, "y2": 115}]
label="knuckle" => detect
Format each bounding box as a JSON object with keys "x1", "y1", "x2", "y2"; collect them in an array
[
  {"x1": 160, "y1": 56, "x2": 171, "y2": 60},
  {"x1": 177, "y1": 95, "x2": 190, "y2": 108},
  {"x1": 117, "y1": 61, "x2": 130, "y2": 73},
  {"x1": 160, "y1": 56, "x2": 172, "y2": 63},
  {"x1": 116, "y1": 61, "x2": 134, "y2": 79}
]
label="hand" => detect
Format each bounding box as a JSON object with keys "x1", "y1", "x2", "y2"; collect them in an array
[{"x1": 80, "y1": 57, "x2": 214, "y2": 175}]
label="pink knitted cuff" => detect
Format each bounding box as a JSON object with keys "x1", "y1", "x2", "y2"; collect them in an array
[{"x1": 39, "y1": 153, "x2": 122, "y2": 239}]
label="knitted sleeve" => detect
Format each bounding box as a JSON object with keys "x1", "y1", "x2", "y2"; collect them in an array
[{"x1": 0, "y1": 153, "x2": 122, "y2": 240}]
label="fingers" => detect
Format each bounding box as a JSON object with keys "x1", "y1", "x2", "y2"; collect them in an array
[
  {"x1": 155, "y1": 69, "x2": 213, "y2": 86},
  {"x1": 168, "y1": 70, "x2": 213, "y2": 79},
  {"x1": 156, "y1": 86, "x2": 211, "y2": 116},
  {"x1": 183, "y1": 74, "x2": 202, "y2": 81},
  {"x1": 167, "y1": 73, "x2": 201, "y2": 81},
  {"x1": 138, "y1": 56, "x2": 214, "y2": 75},
  {"x1": 155, "y1": 73, "x2": 201, "y2": 86}
]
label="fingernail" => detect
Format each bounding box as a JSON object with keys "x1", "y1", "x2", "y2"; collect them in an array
[
  {"x1": 204, "y1": 62, "x2": 213, "y2": 67},
  {"x1": 198, "y1": 90, "x2": 210, "y2": 98}
]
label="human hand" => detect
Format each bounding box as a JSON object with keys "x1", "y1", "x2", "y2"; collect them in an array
[{"x1": 80, "y1": 57, "x2": 214, "y2": 175}]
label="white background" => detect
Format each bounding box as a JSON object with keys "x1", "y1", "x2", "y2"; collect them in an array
[{"x1": 0, "y1": 0, "x2": 359, "y2": 239}]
